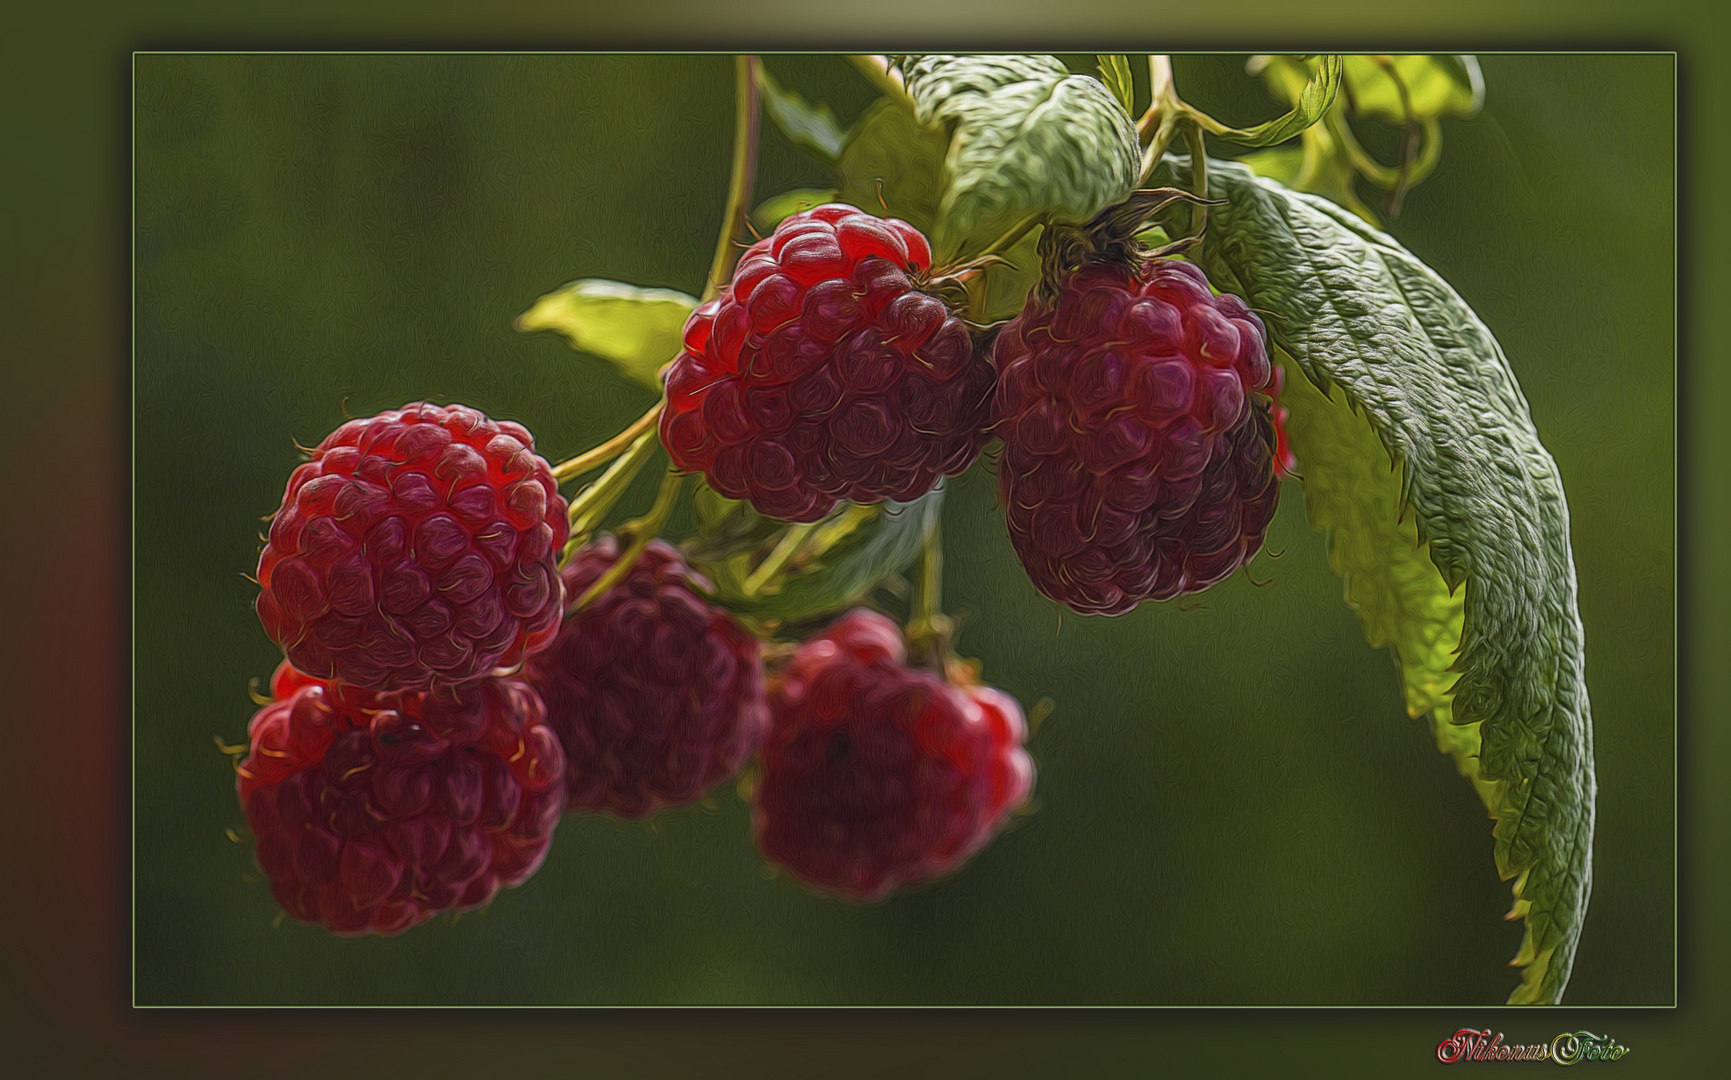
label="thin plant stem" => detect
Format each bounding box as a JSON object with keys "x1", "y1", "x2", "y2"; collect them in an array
[
  {"x1": 565, "y1": 428, "x2": 659, "y2": 547},
  {"x1": 742, "y1": 521, "x2": 820, "y2": 597},
  {"x1": 906, "y1": 514, "x2": 953, "y2": 669},
  {"x1": 550, "y1": 400, "x2": 664, "y2": 484},
  {"x1": 706, "y1": 55, "x2": 762, "y2": 303},
  {"x1": 570, "y1": 469, "x2": 687, "y2": 613},
  {"x1": 1185, "y1": 120, "x2": 1209, "y2": 236}
]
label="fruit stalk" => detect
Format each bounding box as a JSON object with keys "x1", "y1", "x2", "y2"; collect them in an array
[
  {"x1": 564, "y1": 427, "x2": 660, "y2": 554},
  {"x1": 550, "y1": 400, "x2": 664, "y2": 484},
  {"x1": 570, "y1": 468, "x2": 687, "y2": 612},
  {"x1": 708, "y1": 55, "x2": 762, "y2": 302}
]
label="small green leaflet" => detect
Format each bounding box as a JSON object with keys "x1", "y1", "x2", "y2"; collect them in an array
[
  {"x1": 688, "y1": 482, "x2": 943, "y2": 627},
  {"x1": 1097, "y1": 54, "x2": 1135, "y2": 115},
  {"x1": 1172, "y1": 156, "x2": 1595, "y2": 1005},
  {"x1": 1198, "y1": 54, "x2": 1343, "y2": 147},
  {"x1": 757, "y1": 63, "x2": 849, "y2": 163},
  {"x1": 892, "y1": 54, "x2": 1140, "y2": 257},
  {"x1": 516, "y1": 279, "x2": 697, "y2": 392}
]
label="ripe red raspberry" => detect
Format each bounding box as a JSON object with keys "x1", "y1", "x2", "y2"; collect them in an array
[
  {"x1": 752, "y1": 609, "x2": 1033, "y2": 901},
  {"x1": 993, "y1": 258, "x2": 1280, "y2": 615},
  {"x1": 658, "y1": 204, "x2": 994, "y2": 523},
  {"x1": 256, "y1": 403, "x2": 569, "y2": 693},
  {"x1": 236, "y1": 662, "x2": 566, "y2": 936},
  {"x1": 521, "y1": 535, "x2": 769, "y2": 817}
]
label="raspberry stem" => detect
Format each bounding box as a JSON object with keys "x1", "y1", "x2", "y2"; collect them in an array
[
  {"x1": 905, "y1": 514, "x2": 954, "y2": 670},
  {"x1": 1185, "y1": 120, "x2": 1210, "y2": 236},
  {"x1": 742, "y1": 521, "x2": 820, "y2": 597},
  {"x1": 570, "y1": 468, "x2": 687, "y2": 613},
  {"x1": 705, "y1": 55, "x2": 762, "y2": 303},
  {"x1": 550, "y1": 400, "x2": 665, "y2": 484},
  {"x1": 564, "y1": 427, "x2": 660, "y2": 559}
]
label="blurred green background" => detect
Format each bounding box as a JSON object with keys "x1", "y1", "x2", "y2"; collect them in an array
[{"x1": 133, "y1": 53, "x2": 1673, "y2": 1005}]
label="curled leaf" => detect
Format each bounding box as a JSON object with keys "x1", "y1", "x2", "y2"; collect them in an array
[
  {"x1": 1201, "y1": 54, "x2": 1343, "y2": 147},
  {"x1": 1175, "y1": 156, "x2": 1595, "y2": 1005}
]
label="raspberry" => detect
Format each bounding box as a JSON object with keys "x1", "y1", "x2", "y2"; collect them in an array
[
  {"x1": 993, "y1": 258, "x2": 1280, "y2": 615},
  {"x1": 256, "y1": 403, "x2": 570, "y2": 693},
  {"x1": 658, "y1": 204, "x2": 994, "y2": 523},
  {"x1": 521, "y1": 536, "x2": 770, "y2": 817},
  {"x1": 236, "y1": 662, "x2": 566, "y2": 936},
  {"x1": 752, "y1": 609, "x2": 1033, "y2": 901}
]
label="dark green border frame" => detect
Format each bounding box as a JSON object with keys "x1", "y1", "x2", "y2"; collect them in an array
[{"x1": 2, "y1": 2, "x2": 1713, "y2": 1075}]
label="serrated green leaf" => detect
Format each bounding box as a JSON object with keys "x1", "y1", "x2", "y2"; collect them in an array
[
  {"x1": 1096, "y1": 54, "x2": 1135, "y2": 115},
  {"x1": 1202, "y1": 54, "x2": 1343, "y2": 147},
  {"x1": 688, "y1": 482, "x2": 944, "y2": 626},
  {"x1": 515, "y1": 279, "x2": 697, "y2": 391},
  {"x1": 893, "y1": 54, "x2": 1141, "y2": 257},
  {"x1": 835, "y1": 97, "x2": 951, "y2": 234},
  {"x1": 757, "y1": 63, "x2": 849, "y2": 163},
  {"x1": 1173, "y1": 156, "x2": 1595, "y2": 1006},
  {"x1": 752, "y1": 188, "x2": 840, "y2": 232},
  {"x1": 1344, "y1": 54, "x2": 1484, "y2": 122}
]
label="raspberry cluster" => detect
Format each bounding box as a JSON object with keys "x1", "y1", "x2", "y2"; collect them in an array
[
  {"x1": 237, "y1": 662, "x2": 566, "y2": 936},
  {"x1": 256, "y1": 402, "x2": 569, "y2": 693},
  {"x1": 751, "y1": 610, "x2": 1033, "y2": 901},
  {"x1": 659, "y1": 204, "x2": 994, "y2": 523},
  {"x1": 993, "y1": 258, "x2": 1281, "y2": 615},
  {"x1": 243, "y1": 402, "x2": 582, "y2": 935},
  {"x1": 522, "y1": 536, "x2": 770, "y2": 817}
]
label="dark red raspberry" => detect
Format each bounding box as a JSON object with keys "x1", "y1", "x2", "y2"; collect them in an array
[
  {"x1": 256, "y1": 403, "x2": 569, "y2": 693},
  {"x1": 659, "y1": 204, "x2": 994, "y2": 523},
  {"x1": 236, "y1": 662, "x2": 566, "y2": 936},
  {"x1": 752, "y1": 609, "x2": 1033, "y2": 901},
  {"x1": 521, "y1": 535, "x2": 769, "y2": 817},
  {"x1": 993, "y1": 258, "x2": 1280, "y2": 615}
]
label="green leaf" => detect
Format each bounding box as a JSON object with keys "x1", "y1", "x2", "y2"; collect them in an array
[
  {"x1": 752, "y1": 188, "x2": 840, "y2": 232},
  {"x1": 1343, "y1": 54, "x2": 1484, "y2": 122},
  {"x1": 1096, "y1": 54, "x2": 1135, "y2": 115},
  {"x1": 1172, "y1": 156, "x2": 1595, "y2": 1006},
  {"x1": 893, "y1": 54, "x2": 1141, "y2": 257},
  {"x1": 757, "y1": 63, "x2": 849, "y2": 163},
  {"x1": 515, "y1": 279, "x2": 697, "y2": 392},
  {"x1": 1201, "y1": 54, "x2": 1343, "y2": 147},
  {"x1": 688, "y1": 482, "x2": 944, "y2": 627},
  {"x1": 1239, "y1": 136, "x2": 1380, "y2": 225},
  {"x1": 835, "y1": 97, "x2": 951, "y2": 234},
  {"x1": 973, "y1": 226, "x2": 1044, "y2": 324}
]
